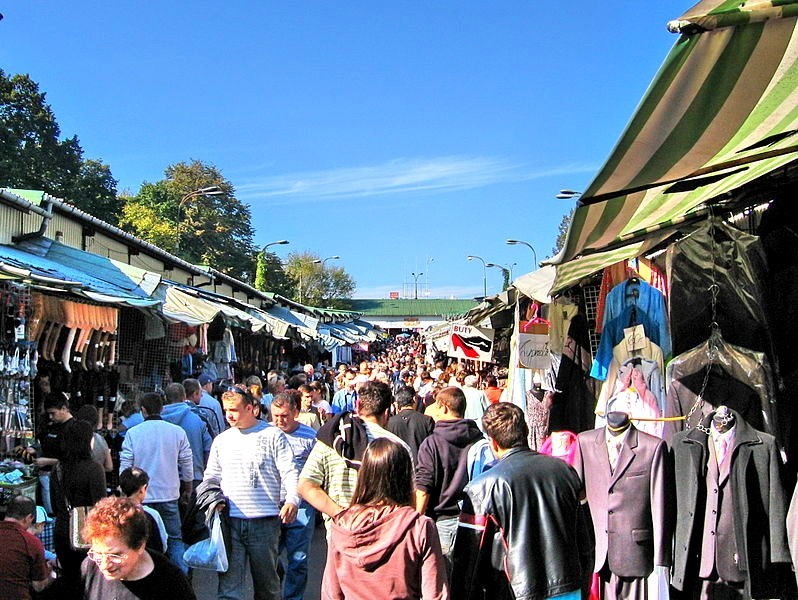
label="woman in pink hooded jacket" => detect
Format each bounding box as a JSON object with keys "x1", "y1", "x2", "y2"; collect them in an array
[{"x1": 322, "y1": 438, "x2": 449, "y2": 600}]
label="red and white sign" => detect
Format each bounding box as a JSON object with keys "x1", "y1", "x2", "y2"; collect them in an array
[
  {"x1": 447, "y1": 324, "x2": 494, "y2": 362},
  {"x1": 389, "y1": 291, "x2": 400, "y2": 299}
]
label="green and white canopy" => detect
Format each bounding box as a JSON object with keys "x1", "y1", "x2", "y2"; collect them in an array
[{"x1": 557, "y1": 0, "x2": 798, "y2": 274}]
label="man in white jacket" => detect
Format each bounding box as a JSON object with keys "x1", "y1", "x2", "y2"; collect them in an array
[{"x1": 120, "y1": 391, "x2": 193, "y2": 573}]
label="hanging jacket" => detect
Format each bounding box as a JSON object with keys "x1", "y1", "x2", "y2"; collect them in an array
[
  {"x1": 323, "y1": 504, "x2": 448, "y2": 600},
  {"x1": 670, "y1": 410, "x2": 791, "y2": 598}
]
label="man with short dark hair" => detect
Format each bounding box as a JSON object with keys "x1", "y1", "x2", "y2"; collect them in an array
[
  {"x1": 120, "y1": 392, "x2": 193, "y2": 573},
  {"x1": 387, "y1": 385, "x2": 434, "y2": 460},
  {"x1": 184, "y1": 377, "x2": 223, "y2": 437},
  {"x1": 162, "y1": 382, "x2": 212, "y2": 491},
  {"x1": 298, "y1": 380, "x2": 409, "y2": 531},
  {"x1": 452, "y1": 402, "x2": 591, "y2": 600},
  {"x1": 270, "y1": 391, "x2": 317, "y2": 600},
  {"x1": 202, "y1": 384, "x2": 299, "y2": 600},
  {"x1": 415, "y1": 386, "x2": 483, "y2": 574},
  {"x1": 0, "y1": 495, "x2": 52, "y2": 599}
]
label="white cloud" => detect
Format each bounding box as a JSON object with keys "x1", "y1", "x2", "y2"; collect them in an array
[{"x1": 236, "y1": 156, "x2": 595, "y2": 204}]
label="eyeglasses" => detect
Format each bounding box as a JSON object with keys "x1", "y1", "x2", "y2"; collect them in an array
[{"x1": 88, "y1": 550, "x2": 128, "y2": 564}]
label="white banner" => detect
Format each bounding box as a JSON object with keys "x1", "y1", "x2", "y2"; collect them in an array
[{"x1": 448, "y1": 324, "x2": 494, "y2": 362}]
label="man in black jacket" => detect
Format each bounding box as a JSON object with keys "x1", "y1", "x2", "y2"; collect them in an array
[
  {"x1": 452, "y1": 402, "x2": 593, "y2": 600},
  {"x1": 414, "y1": 386, "x2": 483, "y2": 575},
  {"x1": 388, "y1": 385, "x2": 434, "y2": 460}
]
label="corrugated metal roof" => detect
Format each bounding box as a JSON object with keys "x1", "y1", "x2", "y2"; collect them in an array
[{"x1": 347, "y1": 299, "x2": 478, "y2": 317}]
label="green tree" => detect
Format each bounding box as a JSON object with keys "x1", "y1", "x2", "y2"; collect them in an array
[
  {"x1": 283, "y1": 252, "x2": 356, "y2": 308},
  {"x1": 552, "y1": 207, "x2": 575, "y2": 256},
  {"x1": 0, "y1": 70, "x2": 120, "y2": 223},
  {"x1": 120, "y1": 160, "x2": 256, "y2": 280},
  {"x1": 254, "y1": 251, "x2": 293, "y2": 296}
]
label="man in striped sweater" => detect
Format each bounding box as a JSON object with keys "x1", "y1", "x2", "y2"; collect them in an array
[{"x1": 202, "y1": 384, "x2": 300, "y2": 600}]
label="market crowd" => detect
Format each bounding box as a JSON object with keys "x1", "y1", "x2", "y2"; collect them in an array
[{"x1": 4, "y1": 333, "x2": 798, "y2": 600}]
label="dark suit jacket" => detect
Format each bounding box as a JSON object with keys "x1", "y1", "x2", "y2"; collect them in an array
[
  {"x1": 670, "y1": 411, "x2": 791, "y2": 598},
  {"x1": 573, "y1": 425, "x2": 672, "y2": 578}
]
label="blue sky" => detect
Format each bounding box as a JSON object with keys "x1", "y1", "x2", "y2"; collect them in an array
[{"x1": 2, "y1": 2, "x2": 681, "y2": 299}]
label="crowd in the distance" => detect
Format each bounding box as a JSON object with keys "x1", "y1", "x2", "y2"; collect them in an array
[{"x1": 1, "y1": 333, "x2": 593, "y2": 600}]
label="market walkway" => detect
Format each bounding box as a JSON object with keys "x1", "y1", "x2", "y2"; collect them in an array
[{"x1": 194, "y1": 520, "x2": 327, "y2": 600}]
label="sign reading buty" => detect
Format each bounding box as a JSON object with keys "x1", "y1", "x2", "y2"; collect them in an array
[{"x1": 448, "y1": 325, "x2": 494, "y2": 362}]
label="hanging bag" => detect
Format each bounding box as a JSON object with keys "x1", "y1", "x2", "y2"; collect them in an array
[
  {"x1": 183, "y1": 509, "x2": 228, "y2": 572},
  {"x1": 56, "y1": 466, "x2": 92, "y2": 550},
  {"x1": 518, "y1": 302, "x2": 551, "y2": 370}
]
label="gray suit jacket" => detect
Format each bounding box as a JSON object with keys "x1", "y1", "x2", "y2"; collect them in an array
[{"x1": 573, "y1": 425, "x2": 672, "y2": 578}]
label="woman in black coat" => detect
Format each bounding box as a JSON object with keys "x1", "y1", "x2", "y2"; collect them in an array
[{"x1": 50, "y1": 418, "x2": 107, "y2": 595}]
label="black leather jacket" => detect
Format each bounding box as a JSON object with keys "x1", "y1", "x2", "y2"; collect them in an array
[{"x1": 452, "y1": 448, "x2": 593, "y2": 600}]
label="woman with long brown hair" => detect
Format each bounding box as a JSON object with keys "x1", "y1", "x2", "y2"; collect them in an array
[{"x1": 322, "y1": 438, "x2": 448, "y2": 600}]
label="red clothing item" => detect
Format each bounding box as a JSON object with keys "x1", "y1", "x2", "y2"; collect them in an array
[
  {"x1": 485, "y1": 386, "x2": 503, "y2": 404},
  {"x1": 323, "y1": 504, "x2": 448, "y2": 600},
  {"x1": 0, "y1": 520, "x2": 48, "y2": 600}
]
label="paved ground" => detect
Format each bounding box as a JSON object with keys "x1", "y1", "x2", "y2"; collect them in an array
[{"x1": 194, "y1": 521, "x2": 327, "y2": 600}]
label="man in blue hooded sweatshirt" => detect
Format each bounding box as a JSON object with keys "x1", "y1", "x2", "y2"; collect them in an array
[{"x1": 162, "y1": 382, "x2": 212, "y2": 491}]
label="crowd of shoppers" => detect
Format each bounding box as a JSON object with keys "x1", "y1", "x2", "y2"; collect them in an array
[{"x1": 3, "y1": 333, "x2": 596, "y2": 600}]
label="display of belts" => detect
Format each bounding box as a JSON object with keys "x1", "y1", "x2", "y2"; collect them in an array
[{"x1": 0, "y1": 281, "x2": 37, "y2": 504}]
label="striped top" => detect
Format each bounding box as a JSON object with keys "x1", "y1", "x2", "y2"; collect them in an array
[
  {"x1": 299, "y1": 421, "x2": 409, "y2": 528},
  {"x1": 281, "y1": 423, "x2": 317, "y2": 500},
  {"x1": 204, "y1": 420, "x2": 300, "y2": 518}
]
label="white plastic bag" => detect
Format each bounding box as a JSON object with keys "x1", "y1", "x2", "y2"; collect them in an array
[{"x1": 183, "y1": 510, "x2": 228, "y2": 572}]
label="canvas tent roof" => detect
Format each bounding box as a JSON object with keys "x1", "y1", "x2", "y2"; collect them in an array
[{"x1": 556, "y1": 0, "x2": 798, "y2": 271}]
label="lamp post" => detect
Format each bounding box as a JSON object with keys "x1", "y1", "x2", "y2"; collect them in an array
[
  {"x1": 425, "y1": 256, "x2": 434, "y2": 298},
  {"x1": 556, "y1": 189, "x2": 582, "y2": 200},
  {"x1": 411, "y1": 272, "x2": 424, "y2": 299},
  {"x1": 300, "y1": 256, "x2": 339, "y2": 304},
  {"x1": 176, "y1": 185, "x2": 223, "y2": 252},
  {"x1": 506, "y1": 239, "x2": 538, "y2": 268},
  {"x1": 467, "y1": 255, "x2": 488, "y2": 298},
  {"x1": 485, "y1": 263, "x2": 511, "y2": 291},
  {"x1": 262, "y1": 239, "x2": 289, "y2": 253}
]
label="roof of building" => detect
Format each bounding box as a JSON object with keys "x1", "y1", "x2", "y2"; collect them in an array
[{"x1": 346, "y1": 298, "x2": 478, "y2": 317}]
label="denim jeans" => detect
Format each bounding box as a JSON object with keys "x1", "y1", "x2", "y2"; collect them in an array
[
  {"x1": 145, "y1": 500, "x2": 187, "y2": 573},
  {"x1": 436, "y1": 517, "x2": 458, "y2": 580},
  {"x1": 220, "y1": 515, "x2": 281, "y2": 600},
  {"x1": 279, "y1": 502, "x2": 316, "y2": 600}
]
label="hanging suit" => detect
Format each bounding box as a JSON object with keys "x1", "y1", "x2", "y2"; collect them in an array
[
  {"x1": 670, "y1": 410, "x2": 791, "y2": 599},
  {"x1": 573, "y1": 425, "x2": 672, "y2": 589}
]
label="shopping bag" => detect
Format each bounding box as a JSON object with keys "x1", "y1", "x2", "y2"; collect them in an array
[
  {"x1": 69, "y1": 506, "x2": 92, "y2": 550},
  {"x1": 183, "y1": 511, "x2": 228, "y2": 572},
  {"x1": 517, "y1": 332, "x2": 550, "y2": 369}
]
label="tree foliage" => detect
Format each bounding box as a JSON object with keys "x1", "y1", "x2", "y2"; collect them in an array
[
  {"x1": 283, "y1": 252, "x2": 356, "y2": 308},
  {"x1": 0, "y1": 70, "x2": 120, "y2": 223},
  {"x1": 254, "y1": 251, "x2": 293, "y2": 297},
  {"x1": 552, "y1": 207, "x2": 575, "y2": 256},
  {"x1": 120, "y1": 160, "x2": 256, "y2": 280}
]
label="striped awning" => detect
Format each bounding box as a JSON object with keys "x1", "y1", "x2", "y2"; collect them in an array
[
  {"x1": 558, "y1": 2, "x2": 798, "y2": 264},
  {"x1": 551, "y1": 233, "x2": 673, "y2": 295}
]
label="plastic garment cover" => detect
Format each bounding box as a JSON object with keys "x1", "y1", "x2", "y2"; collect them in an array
[
  {"x1": 596, "y1": 357, "x2": 666, "y2": 439},
  {"x1": 666, "y1": 218, "x2": 777, "y2": 371},
  {"x1": 662, "y1": 329, "x2": 776, "y2": 443}
]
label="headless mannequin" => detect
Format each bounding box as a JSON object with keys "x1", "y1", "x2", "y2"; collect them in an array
[
  {"x1": 606, "y1": 411, "x2": 631, "y2": 436},
  {"x1": 712, "y1": 405, "x2": 736, "y2": 434}
]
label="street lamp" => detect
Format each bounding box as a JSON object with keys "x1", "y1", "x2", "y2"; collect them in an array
[
  {"x1": 262, "y1": 239, "x2": 289, "y2": 253},
  {"x1": 314, "y1": 255, "x2": 341, "y2": 267},
  {"x1": 300, "y1": 256, "x2": 340, "y2": 304},
  {"x1": 556, "y1": 189, "x2": 582, "y2": 200},
  {"x1": 506, "y1": 239, "x2": 538, "y2": 268},
  {"x1": 411, "y1": 272, "x2": 424, "y2": 299},
  {"x1": 176, "y1": 185, "x2": 223, "y2": 252},
  {"x1": 485, "y1": 263, "x2": 511, "y2": 291},
  {"x1": 467, "y1": 255, "x2": 488, "y2": 298}
]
